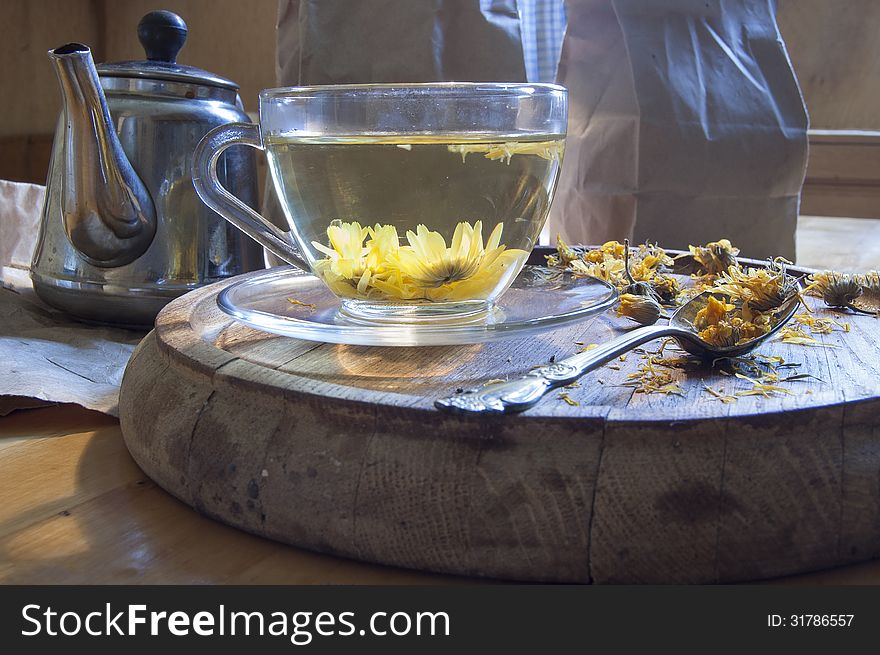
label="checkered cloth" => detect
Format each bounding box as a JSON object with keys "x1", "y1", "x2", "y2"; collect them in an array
[{"x1": 518, "y1": 0, "x2": 567, "y2": 83}]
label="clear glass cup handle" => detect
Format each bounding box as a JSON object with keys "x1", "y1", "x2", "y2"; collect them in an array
[{"x1": 192, "y1": 122, "x2": 309, "y2": 271}]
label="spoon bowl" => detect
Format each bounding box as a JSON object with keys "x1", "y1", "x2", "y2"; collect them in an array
[
  {"x1": 669, "y1": 290, "x2": 801, "y2": 359},
  {"x1": 437, "y1": 284, "x2": 801, "y2": 414}
]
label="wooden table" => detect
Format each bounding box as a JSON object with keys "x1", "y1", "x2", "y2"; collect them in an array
[
  {"x1": 1, "y1": 403, "x2": 879, "y2": 585},
  {"x1": 0, "y1": 404, "x2": 461, "y2": 584}
]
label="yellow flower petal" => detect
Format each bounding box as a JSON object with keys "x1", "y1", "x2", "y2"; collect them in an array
[{"x1": 486, "y1": 222, "x2": 503, "y2": 251}]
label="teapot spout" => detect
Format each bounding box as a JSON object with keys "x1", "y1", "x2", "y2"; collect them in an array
[{"x1": 49, "y1": 43, "x2": 156, "y2": 267}]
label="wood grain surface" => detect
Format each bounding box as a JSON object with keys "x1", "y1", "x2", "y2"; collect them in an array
[
  {"x1": 0, "y1": 405, "x2": 458, "y2": 584},
  {"x1": 118, "y1": 252, "x2": 880, "y2": 583},
  {"x1": 6, "y1": 403, "x2": 880, "y2": 585}
]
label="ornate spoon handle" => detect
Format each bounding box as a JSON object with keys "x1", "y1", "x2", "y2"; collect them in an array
[{"x1": 435, "y1": 325, "x2": 688, "y2": 414}]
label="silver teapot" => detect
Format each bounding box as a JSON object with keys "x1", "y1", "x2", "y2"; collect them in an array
[{"x1": 31, "y1": 10, "x2": 262, "y2": 327}]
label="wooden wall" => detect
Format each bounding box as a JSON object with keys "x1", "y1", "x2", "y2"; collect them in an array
[
  {"x1": 778, "y1": 0, "x2": 880, "y2": 132},
  {"x1": 0, "y1": 0, "x2": 101, "y2": 140},
  {"x1": 0, "y1": 0, "x2": 276, "y2": 183},
  {"x1": 778, "y1": 0, "x2": 880, "y2": 217},
  {"x1": 99, "y1": 0, "x2": 277, "y2": 116}
]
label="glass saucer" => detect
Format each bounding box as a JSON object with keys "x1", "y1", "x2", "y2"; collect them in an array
[{"x1": 216, "y1": 266, "x2": 617, "y2": 347}]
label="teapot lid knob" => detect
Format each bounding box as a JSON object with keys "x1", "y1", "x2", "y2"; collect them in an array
[{"x1": 137, "y1": 10, "x2": 187, "y2": 63}]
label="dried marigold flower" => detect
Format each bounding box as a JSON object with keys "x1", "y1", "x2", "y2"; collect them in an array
[
  {"x1": 694, "y1": 295, "x2": 735, "y2": 330},
  {"x1": 555, "y1": 234, "x2": 580, "y2": 265},
  {"x1": 709, "y1": 259, "x2": 798, "y2": 314},
  {"x1": 617, "y1": 293, "x2": 662, "y2": 325},
  {"x1": 687, "y1": 239, "x2": 740, "y2": 275},
  {"x1": 806, "y1": 270, "x2": 863, "y2": 309},
  {"x1": 551, "y1": 237, "x2": 676, "y2": 304},
  {"x1": 622, "y1": 239, "x2": 660, "y2": 300},
  {"x1": 577, "y1": 240, "x2": 625, "y2": 265},
  {"x1": 651, "y1": 273, "x2": 682, "y2": 305},
  {"x1": 693, "y1": 295, "x2": 772, "y2": 348}
]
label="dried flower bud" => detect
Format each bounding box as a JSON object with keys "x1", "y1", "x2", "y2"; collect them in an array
[
  {"x1": 623, "y1": 280, "x2": 657, "y2": 298},
  {"x1": 617, "y1": 293, "x2": 662, "y2": 325},
  {"x1": 821, "y1": 272, "x2": 862, "y2": 309},
  {"x1": 622, "y1": 239, "x2": 659, "y2": 301},
  {"x1": 806, "y1": 270, "x2": 877, "y2": 315}
]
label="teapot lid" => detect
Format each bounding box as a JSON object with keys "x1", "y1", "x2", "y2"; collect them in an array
[{"x1": 96, "y1": 10, "x2": 239, "y2": 91}]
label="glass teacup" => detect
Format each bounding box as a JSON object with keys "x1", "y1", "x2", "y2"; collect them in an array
[{"x1": 193, "y1": 83, "x2": 567, "y2": 324}]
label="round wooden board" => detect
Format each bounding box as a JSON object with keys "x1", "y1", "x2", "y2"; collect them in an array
[{"x1": 119, "y1": 250, "x2": 880, "y2": 583}]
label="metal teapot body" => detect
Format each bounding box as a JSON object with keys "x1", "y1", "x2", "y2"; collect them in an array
[{"x1": 32, "y1": 11, "x2": 261, "y2": 327}]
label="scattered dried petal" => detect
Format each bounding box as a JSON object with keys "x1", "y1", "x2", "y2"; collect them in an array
[
  {"x1": 703, "y1": 385, "x2": 737, "y2": 403},
  {"x1": 558, "y1": 392, "x2": 579, "y2": 406},
  {"x1": 287, "y1": 297, "x2": 317, "y2": 311},
  {"x1": 777, "y1": 327, "x2": 840, "y2": 348}
]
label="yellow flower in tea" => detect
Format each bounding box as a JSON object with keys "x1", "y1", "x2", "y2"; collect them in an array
[
  {"x1": 312, "y1": 220, "x2": 369, "y2": 280},
  {"x1": 364, "y1": 223, "x2": 400, "y2": 273},
  {"x1": 401, "y1": 222, "x2": 496, "y2": 286},
  {"x1": 388, "y1": 221, "x2": 526, "y2": 301},
  {"x1": 311, "y1": 219, "x2": 526, "y2": 302},
  {"x1": 448, "y1": 139, "x2": 564, "y2": 164}
]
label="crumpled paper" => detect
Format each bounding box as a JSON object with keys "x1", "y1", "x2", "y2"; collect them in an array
[{"x1": 0, "y1": 179, "x2": 144, "y2": 417}]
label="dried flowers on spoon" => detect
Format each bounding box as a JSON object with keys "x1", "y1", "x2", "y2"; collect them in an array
[
  {"x1": 542, "y1": 235, "x2": 876, "y2": 406},
  {"x1": 707, "y1": 258, "x2": 800, "y2": 313},
  {"x1": 691, "y1": 260, "x2": 800, "y2": 348}
]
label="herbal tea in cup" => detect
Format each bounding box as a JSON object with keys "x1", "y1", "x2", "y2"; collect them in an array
[{"x1": 193, "y1": 83, "x2": 568, "y2": 323}]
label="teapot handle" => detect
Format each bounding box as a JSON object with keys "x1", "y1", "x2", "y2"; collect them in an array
[{"x1": 192, "y1": 122, "x2": 309, "y2": 271}]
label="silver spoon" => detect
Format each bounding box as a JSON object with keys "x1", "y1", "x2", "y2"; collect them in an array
[{"x1": 435, "y1": 290, "x2": 800, "y2": 414}]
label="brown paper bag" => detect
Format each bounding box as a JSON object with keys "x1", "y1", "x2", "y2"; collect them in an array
[{"x1": 549, "y1": 0, "x2": 809, "y2": 260}]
